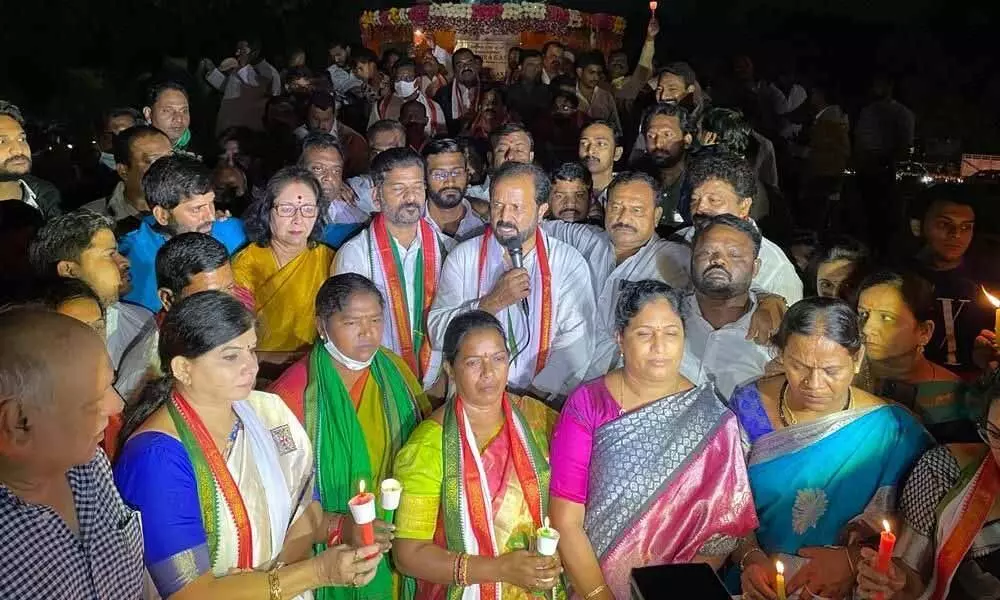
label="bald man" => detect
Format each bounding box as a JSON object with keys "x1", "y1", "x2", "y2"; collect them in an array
[{"x1": 0, "y1": 309, "x2": 143, "y2": 598}]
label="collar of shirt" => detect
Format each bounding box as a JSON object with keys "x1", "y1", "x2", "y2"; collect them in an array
[
  {"x1": 684, "y1": 290, "x2": 758, "y2": 332},
  {"x1": 17, "y1": 179, "x2": 40, "y2": 211},
  {"x1": 106, "y1": 182, "x2": 142, "y2": 221}
]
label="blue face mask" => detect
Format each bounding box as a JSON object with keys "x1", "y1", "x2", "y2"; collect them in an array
[{"x1": 99, "y1": 152, "x2": 117, "y2": 170}]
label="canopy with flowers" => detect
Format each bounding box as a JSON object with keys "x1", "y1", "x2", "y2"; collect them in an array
[{"x1": 360, "y1": 2, "x2": 626, "y2": 77}]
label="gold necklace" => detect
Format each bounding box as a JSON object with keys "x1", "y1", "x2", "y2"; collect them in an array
[{"x1": 778, "y1": 380, "x2": 853, "y2": 427}]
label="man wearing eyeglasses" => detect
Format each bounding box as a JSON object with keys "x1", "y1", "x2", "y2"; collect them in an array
[
  {"x1": 422, "y1": 138, "x2": 485, "y2": 251},
  {"x1": 333, "y1": 147, "x2": 447, "y2": 396}
]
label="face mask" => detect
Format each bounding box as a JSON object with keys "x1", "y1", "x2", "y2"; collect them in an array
[
  {"x1": 99, "y1": 152, "x2": 116, "y2": 170},
  {"x1": 394, "y1": 80, "x2": 417, "y2": 98},
  {"x1": 321, "y1": 326, "x2": 374, "y2": 371}
]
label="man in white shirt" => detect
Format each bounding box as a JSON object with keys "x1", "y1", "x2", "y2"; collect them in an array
[
  {"x1": 347, "y1": 120, "x2": 406, "y2": 215},
  {"x1": 682, "y1": 152, "x2": 803, "y2": 304},
  {"x1": 544, "y1": 172, "x2": 690, "y2": 379},
  {"x1": 429, "y1": 162, "x2": 595, "y2": 402},
  {"x1": 202, "y1": 40, "x2": 281, "y2": 134},
  {"x1": 680, "y1": 213, "x2": 773, "y2": 398},
  {"x1": 368, "y1": 59, "x2": 446, "y2": 136},
  {"x1": 333, "y1": 148, "x2": 445, "y2": 392},
  {"x1": 422, "y1": 138, "x2": 485, "y2": 251},
  {"x1": 299, "y1": 134, "x2": 367, "y2": 225}
]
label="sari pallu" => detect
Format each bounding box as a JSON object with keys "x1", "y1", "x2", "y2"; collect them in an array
[
  {"x1": 584, "y1": 384, "x2": 758, "y2": 598},
  {"x1": 440, "y1": 395, "x2": 564, "y2": 600},
  {"x1": 232, "y1": 243, "x2": 335, "y2": 352},
  {"x1": 900, "y1": 447, "x2": 1000, "y2": 600},
  {"x1": 746, "y1": 403, "x2": 931, "y2": 578},
  {"x1": 114, "y1": 391, "x2": 314, "y2": 598},
  {"x1": 305, "y1": 343, "x2": 429, "y2": 600}
]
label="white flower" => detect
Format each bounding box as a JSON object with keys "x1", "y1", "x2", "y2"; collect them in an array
[
  {"x1": 792, "y1": 488, "x2": 829, "y2": 535},
  {"x1": 568, "y1": 9, "x2": 582, "y2": 28}
]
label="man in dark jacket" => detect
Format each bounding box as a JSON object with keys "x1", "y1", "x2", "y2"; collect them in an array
[{"x1": 0, "y1": 101, "x2": 62, "y2": 220}]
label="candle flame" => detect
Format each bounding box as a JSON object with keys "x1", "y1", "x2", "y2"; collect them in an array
[
  {"x1": 984, "y1": 287, "x2": 1000, "y2": 308},
  {"x1": 883, "y1": 519, "x2": 891, "y2": 533},
  {"x1": 649, "y1": 1, "x2": 658, "y2": 9},
  {"x1": 414, "y1": 29, "x2": 423, "y2": 36},
  {"x1": 359, "y1": 480, "x2": 366, "y2": 494},
  {"x1": 775, "y1": 560, "x2": 784, "y2": 575}
]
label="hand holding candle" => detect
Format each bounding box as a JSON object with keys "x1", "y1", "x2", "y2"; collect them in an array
[
  {"x1": 380, "y1": 478, "x2": 402, "y2": 525},
  {"x1": 536, "y1": 517, "x2": 560, "y2": 556},
  {"x1": 874, "y1": 520, "x2": 897, "y2": 600},
  {"x1": 983, "y1": 287, "x2": 1000, "y2": 338},
  {"x1": 348, "y1": 481, "x2": 376, "y2": 547},
  {"x1": 775, "y1": 560, "x2": 786, "y2": 600}
]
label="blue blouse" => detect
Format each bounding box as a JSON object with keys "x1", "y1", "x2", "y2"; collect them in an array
[
  {"x1": 730, "y1": 383, "x2": 775, "y2": 443},
  {"x1": 114, "y1": 432, "x2": 210, "y2": 597}
]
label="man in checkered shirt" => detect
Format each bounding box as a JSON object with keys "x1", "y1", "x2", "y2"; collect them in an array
[{"x1": 0, "y1": 308, "x2": 144, "y2": 598}]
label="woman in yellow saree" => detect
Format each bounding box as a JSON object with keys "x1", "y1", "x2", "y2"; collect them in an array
[
  {"x1": 392, "y1": 310, "x2": 564, "y2": 600},
  {"x1": 233, "y1": 166, "x2": 335, "y2": 353}
]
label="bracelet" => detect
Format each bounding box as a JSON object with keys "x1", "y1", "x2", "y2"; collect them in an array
[
  {"x1": 327, "y1": 514, "x2": 345, "y2": 546},
  {"x1": 267, "y1": 568, "x2": 282, "y2": 600},
  {"x1": 739, "y1": 547, "x2": 766, "y2": 571},
  {"x1": 452, "y1": 553, "x2": 466, "y2": 586},
  {"x1": 584, "y1": 584, "x2": 608, "y2": 600},
  {"x1": 458, "y1": 553, "x2": 470, "y2": 587}
]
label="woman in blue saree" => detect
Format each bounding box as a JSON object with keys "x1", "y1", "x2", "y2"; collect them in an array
[{"x1": 731, "y1": 297, "x2": 932, "y2": 600}]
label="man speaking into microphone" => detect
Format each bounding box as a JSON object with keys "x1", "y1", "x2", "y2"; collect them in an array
[{"x1": 429, "y1": 162, "x2": 596, "y2": 403}]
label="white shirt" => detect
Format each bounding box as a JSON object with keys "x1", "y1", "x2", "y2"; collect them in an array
[
  {"x1": 105, "y1": 302, "x2": 157, "y2": 403},
  {"x1": 428, "y1": 230, "x2": 596, "y2": 399},
  {"x1": 346, "y1": 175, "x2": 378, "y2": 216},
  {"x1": 466, "y1": 176, "x2": 490, "y2": 202},
  {"x1": 333, "y1": 223, "x2": 444, "y2": 389},
  {"x1": 206, "y1": 61, "x2": 282, "y2": 99},
  {"x1": 678, "y1": 225, "x2": 803, "y2": 305},
  {"x1": 427, "y1": 199, "x2": 486, "y2": 252},
  {"x1": 542, "y1": 221, "x2": 690, "y2": 379},
  {"x1": 679, "y1": 292, "x2": 773, "y2": 399}
]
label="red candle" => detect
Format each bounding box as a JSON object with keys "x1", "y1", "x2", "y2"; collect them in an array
[
  {"x1": 875, "y1": 520, "x2": 896, "y2": 600},
  {"x1": 348, "y1": 481, "x2": 376, "y2": 547}
]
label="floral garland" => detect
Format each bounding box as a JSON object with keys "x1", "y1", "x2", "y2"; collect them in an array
[{"x1": 360, "y1": 2, "x2": 626, "y2": 36}]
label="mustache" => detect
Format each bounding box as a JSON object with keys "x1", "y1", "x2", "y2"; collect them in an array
[
  {"x1": 4, "y1": 154, "x2": 30, "y2": 164},
  {"x1": 495, "y1": 220, "x2": 518, "y2": 230},
  {"x1": 438, "y1": 187, "x2": 462, "y2": 196},
  {"x1": 610, "y1": 222, "x2": 636, "y2": 233},
  {"x1": 702, "y1": 264, "x2": 731, "y2": 278}
]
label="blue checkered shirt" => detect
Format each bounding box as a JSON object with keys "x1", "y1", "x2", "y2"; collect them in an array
[{"x1": 0, "y1": 450, "x2": 144, "y2": 599}]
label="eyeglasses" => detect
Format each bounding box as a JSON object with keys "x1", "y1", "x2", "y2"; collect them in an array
[
  {"x1": 273, "y1": 204, "x2": 319, "y2": 218},
  {"x1": 429, "y1": 168, "x2": 467, "y2": 182},
  {"x1": 977, "y1": 421, "x2": 1000, "y2": 449}
]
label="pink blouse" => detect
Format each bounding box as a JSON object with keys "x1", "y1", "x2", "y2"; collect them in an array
[{"x1": 549, "y1": 378, "x2": 622, "y2": 504}]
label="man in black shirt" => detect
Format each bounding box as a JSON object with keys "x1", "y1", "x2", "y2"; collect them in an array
[{"x1": 909, "y1": 184, "x2": 996, "y2": 375}]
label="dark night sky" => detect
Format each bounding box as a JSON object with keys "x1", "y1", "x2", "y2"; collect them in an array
[{"x1": 2, "y1": 0, "x2": 998, "y2": 152}]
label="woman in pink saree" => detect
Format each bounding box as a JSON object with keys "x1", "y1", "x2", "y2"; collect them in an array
[{"x1": 550, "y1": 280, "x2": 759, "y2": 600}]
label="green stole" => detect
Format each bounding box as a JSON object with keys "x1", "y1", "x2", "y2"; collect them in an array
[{"x1": 304, "y1": 342, "x2": 421, "y2": 600}]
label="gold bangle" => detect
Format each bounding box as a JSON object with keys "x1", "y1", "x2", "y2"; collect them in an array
[
  {"x1": 584, "y1": 584, "x2": 608, "y2": 600},
  {"x1": 739, "y1": 547, "x2": 766, "y2": 571},
  {"x1": 459, "y1": 553, "x2": 470, "y2": 587},
  {"x1": 267, "y1": 568, "x2": 282, "y2": 600}
]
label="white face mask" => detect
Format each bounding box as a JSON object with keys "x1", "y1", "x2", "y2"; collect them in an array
[
  {"x1": 99, "y1": 151, "x2": 117, "y2": 170},
  {"x1": 321, "y1": 327, "x2": 375, "y2": 371},
  {"x1": 394, "y1": 80, "x2": 417, "y2": 98}
]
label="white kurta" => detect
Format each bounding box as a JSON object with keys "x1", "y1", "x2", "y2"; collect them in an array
[
  {"x1": 542, "y1": 221, "x2": 690, "y2": 379},
  {"x1": 677, "y1": 225, "x2": 803, "y2": 305},
  {"x1": 427, "y1": 230, "x2": 596, "y2": 398},
  {"x1": 333, "y1": 221, "x2": 445, "y2": 390},
  {"x1": 428, "y1": 199, "x2": 487, "y2": 252},
  {"x1": 679, "y1": 292, "x2": 773, "y2": 399}
]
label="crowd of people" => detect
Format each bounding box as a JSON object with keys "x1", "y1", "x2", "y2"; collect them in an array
[{"x1": 3, "y1": 14, "x2": 1000, "y2": 600}]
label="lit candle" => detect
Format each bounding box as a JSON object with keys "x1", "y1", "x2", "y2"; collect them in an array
[
  {"x1": 775, "y1": 560, "x2": 786, "y2": 600},
  {"x1": 380, "y1": 478, "x2": 402, "y2": 525},
  {"x1": 536, "y1": 516, "x2": 560, "y2": 556},
  {"x1": 983, "y1": 287, "x2": 1000, "y2": 338},
  {"x1": 874, "y1": 520, "x2": 897, "y2": 600},
  {"x1": 348, "y1": 481, "x2": 377, "y2": 547},
  {"x1": 649, "y1": 1, "x2": 658, "y2": 13}
]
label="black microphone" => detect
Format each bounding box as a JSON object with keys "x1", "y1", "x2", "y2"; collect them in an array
[{"x1": 503, "y1": 239, "x2": 530, "y2": 317}]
